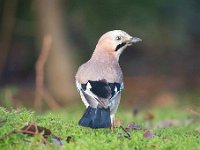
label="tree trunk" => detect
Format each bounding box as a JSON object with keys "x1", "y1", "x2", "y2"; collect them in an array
[{"x1": 34, "y1": 0, "x2": 77, "y2": 103}]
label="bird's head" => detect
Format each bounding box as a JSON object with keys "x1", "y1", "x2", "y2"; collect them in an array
[{"x1": 95, "y1": 30, "x2": 142, "y2": 60}]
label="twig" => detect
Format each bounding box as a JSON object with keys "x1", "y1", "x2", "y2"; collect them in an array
[
  {"x1": 0, "y1": 122, "x2": 54, "y2": 149},
  {"x1": 33, "y1": 122, "x2": 52, "y2": 148},
  {"x1": 120, "y1": 126, "x2": 131, "y2": 139},
  {"x1": 34, "y1": 34, "x2": 60, "y2": 110},
  {"x1": 186, "y1": 108, "x2": 200, "y2": 117},
  {"x1": 21, "y1": 122, "x2": 53, "y2": 148}
]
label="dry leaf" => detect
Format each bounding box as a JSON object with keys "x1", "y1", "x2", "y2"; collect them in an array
[
  {"x1": 195, "y1": 127, "x2": 200, "y2": 133},
  {"x1": 145, "y1": 112, "x2": 155, "y2": 121},
  {"x1": 127, "y1": 122, "x2": 142, "y2": 130},
  {"x1": 114, "y1": 117, "x2": 122, "y2": 127},
  {"x1": 21, "y1": 122, "x2": 62, "y2": 146},
  {"x1": 143, "y1": 130, "x2": 155, "y2": 139}
]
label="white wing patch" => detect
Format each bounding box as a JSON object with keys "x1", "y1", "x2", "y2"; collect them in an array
[
  {"x1": 76, "y1": 81, "x2": 99, "y2": 107},
  {"x1": 76, "y1": 80, "x2": 124, "y2": 108},
  {"x1": 76, "y1": 81, "x2": 89, "y2": 107}
]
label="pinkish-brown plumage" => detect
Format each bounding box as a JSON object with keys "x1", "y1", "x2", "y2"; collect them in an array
[
  {"x1": 75, "y1": 30, "x2": 141, "y2": 129},
  {"x1": 76, "y1": 52, "x2": 123, "y2": 84}
]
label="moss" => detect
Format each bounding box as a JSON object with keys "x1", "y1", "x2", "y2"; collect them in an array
[{"x1": 0, "y1": 106, "x2": 199, "y2": 150}]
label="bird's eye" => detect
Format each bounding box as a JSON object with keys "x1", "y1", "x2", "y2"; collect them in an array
[{"x1": 116, "y1": 36, "x2": 121, "y2": 41}]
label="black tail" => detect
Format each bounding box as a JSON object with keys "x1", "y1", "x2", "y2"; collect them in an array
[{"x1": 79, "y1": 106, "x2": 111, "y2": 128}]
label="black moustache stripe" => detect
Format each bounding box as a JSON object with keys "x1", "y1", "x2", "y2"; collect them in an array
[{"x1": 115, "y1": 42, "x2": 126, "y2": 51}]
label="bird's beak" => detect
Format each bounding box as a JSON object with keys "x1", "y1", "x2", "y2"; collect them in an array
[{"x1": 127, "y1": 37, "x2": 142, "y2": 45}]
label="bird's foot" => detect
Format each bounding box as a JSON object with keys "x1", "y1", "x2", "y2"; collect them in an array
[{"x1": 110, "y1": 123, "x2": 115, "y2": 131}]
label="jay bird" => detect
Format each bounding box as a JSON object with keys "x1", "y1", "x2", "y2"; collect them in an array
[{"x1": 75, "y1": 30, "x2": 142, "y2": 129}]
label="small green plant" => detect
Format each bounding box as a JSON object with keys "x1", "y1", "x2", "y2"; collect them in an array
[{"x1": 0, "y1": 106, "x2": 199, "y2": 150}]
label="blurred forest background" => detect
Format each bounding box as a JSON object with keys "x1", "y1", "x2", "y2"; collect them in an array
[{"x1": 0, "y1": 0, "x2": 200, "y2": 110}]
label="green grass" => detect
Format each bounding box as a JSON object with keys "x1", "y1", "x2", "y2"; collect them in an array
[{"x1": 0, "y1": 106, "x2": 199, "y2": 150}]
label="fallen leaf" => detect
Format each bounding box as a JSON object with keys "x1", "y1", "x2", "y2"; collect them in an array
[
  {"x1": 127, "y1": 122, "x2": 142, "y2": 130},
  {"x1": 145, "y1": 112, "x2": 155, "y2": 121},
  {"x1": 21, "y1": 122, "x2": 62, "y2": 146},
  {"x1": 114, "y1": 117, "x2": 122, "y2": 127},
  {"x1": 143, "y1": 130, "x2": 155, "y2": 139},
  {"x1": 195, "y1": 127, "x2": 200, "y2": 133},
  {"x1": 21, "y1": 123, "x2": 51, "y2": 136}
]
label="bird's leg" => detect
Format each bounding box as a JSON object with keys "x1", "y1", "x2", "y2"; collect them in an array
[
  {"x1": 111, "y1": 124, "x2": 114, "y2": 131},
  {"x1": 110, "y1": 114, "x2": 115, "y2": 130}
]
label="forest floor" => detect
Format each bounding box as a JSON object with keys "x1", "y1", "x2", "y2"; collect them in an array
[{"x1": 0, "y1": 104, "x2": 199, "y2": 150}]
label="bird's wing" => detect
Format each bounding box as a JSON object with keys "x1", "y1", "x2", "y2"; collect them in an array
[{"x1": 76, "y1": 80, "x2": 124, "y2": 108}]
